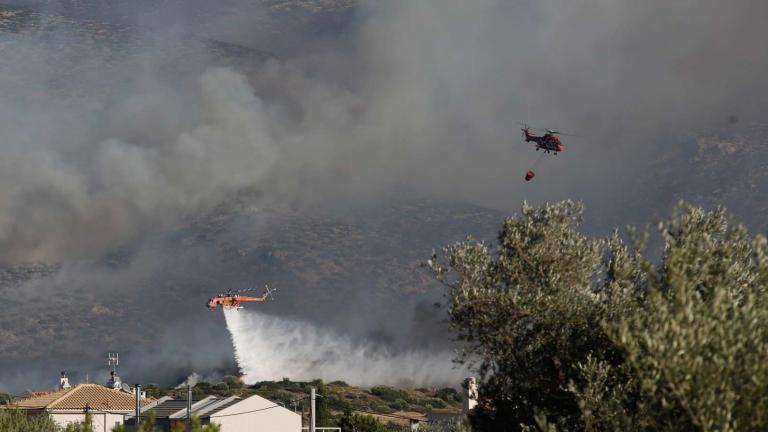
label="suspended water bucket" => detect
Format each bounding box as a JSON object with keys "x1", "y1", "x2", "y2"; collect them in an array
[{"x1": 525, "y1": 170, "x2": 535, "y2": 181}]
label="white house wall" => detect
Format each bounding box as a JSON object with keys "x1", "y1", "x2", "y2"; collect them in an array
[
  {"x1": 50, "y1": 412, "x2": 127, "y2": 432},
  {"x1": 210, "y1": 395, "x2": 301, "y2": 432}
]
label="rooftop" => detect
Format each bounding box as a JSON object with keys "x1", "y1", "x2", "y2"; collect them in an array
[
  {"x1": 15, "y1": 384, "x2": 150, "y2": 411},
  {"x1": 139, "y1": 396, "x2": 242, "y2": 419}
]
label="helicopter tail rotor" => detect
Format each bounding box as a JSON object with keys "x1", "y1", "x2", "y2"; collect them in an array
[
  {"x1": 519, "y1": 122, "x2": 530, "y2": 138},
  {"x1": 264, "y1": 284, "x2": 277, "y2": 301}
]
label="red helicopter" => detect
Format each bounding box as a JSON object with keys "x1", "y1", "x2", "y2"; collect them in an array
[
  {"x1": 207, "y1": 285, "x2": 276, "y2": 310},
  {"x1": 521, "y1": 125, "x2": 565, "y2": 154},
  {"x1": 519, "y1": 123, "x2": 578, "y2": 181}
]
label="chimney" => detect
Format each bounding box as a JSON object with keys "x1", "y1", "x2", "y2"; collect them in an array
[
  {"x1": 463, "y1": 377, "x2": 477, "y2": 412},
  {"x1": 59, "y1": 371, "x2": 71, "y2": 390},
  {"x1": 107, "y1": 370, "x2": 123, "y2": 390},
  {"x1": 134, "y1": 384, "x2": 141, "y2": 426}
]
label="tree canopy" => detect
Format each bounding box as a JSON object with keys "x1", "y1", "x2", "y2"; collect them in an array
[{"x1": 429, "y1": 200, "x2": 768, "y2": 431}]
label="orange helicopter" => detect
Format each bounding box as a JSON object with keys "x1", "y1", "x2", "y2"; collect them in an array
[{"x1": 207, "y1": 285, "x2": 276, "y2": 310}]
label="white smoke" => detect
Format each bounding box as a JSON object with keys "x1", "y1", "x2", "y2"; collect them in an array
[
  {"x1": 224, "y1": 308, "x2": 466, "y2": 387},
  {"x1": 175, "y1": 372, "x2": 225, "y2": 389},
  {"x1": 176, "y1": 372, "x2": 203, "y2": 388},
  {"x1": 0, "y1": 63, "x2": 277, "y2": 262}
]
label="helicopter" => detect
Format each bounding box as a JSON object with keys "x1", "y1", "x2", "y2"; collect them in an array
[
  {"x1": 520, "y1": 125, "x2": 569, "y2": 154},
  {"x1": 206, "y1": 285, "x2": 277, "y2": 310},
  {"x1": 518, "y1": 123, "x2": 579, "y2": 181}
]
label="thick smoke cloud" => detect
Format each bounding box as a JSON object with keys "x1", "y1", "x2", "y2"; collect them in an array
[
  {"x1": 1, "y1": 0, "x2": 767, "y2": 392},
  {"x1": 0, "y1": 62, "x2": 277, "y2": 261},
  {"x1": 2, "y1": 0, "x2": 768, "y2": 261}
]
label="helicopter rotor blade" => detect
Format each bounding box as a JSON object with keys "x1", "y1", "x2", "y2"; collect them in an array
[
  {"x1": 230, "y1": 285, "x2": 266, "y2": 294},
  {"x1": 520, "y1": 122, "x2": 582, "y2": 137}
]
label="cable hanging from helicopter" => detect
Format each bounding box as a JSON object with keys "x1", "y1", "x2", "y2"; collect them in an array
[{"x1": 518, "y1": 122, "x2": 579, "y2": 181}]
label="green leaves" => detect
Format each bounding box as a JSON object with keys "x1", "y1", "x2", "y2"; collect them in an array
[
  {"x1": 608, "y1": 203, "x2": 768, "y2": 432},
  {"x1": 432, "y1": 200, "x2": 768, "y2": 431},
  {"x1": 0, "y1": 409, "x2": 59, "y2": 432},
  {"x1": 429, "y1": 200, "x2": 608, "y2": 430},
  {"x1": 338, "y1": 410, "x2": 395, "y2": 432}
]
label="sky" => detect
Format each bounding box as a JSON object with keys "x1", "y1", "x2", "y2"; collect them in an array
[{"x1": 0, "y1": 0, "x2": 767, "y2": 392}]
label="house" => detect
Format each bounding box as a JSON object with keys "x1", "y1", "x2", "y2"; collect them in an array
[
  {"x1": 14, "y1": 383, "x2": 150, "y2": 432},
  {"x1": 128, "y1": 394, "x2": 301, "y2": 432}
]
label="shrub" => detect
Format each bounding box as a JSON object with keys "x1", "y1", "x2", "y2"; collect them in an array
[
  {"x1": 211, "y1": 383, "x2": 229, "y2": 396},
  {"x1": 435, "y1": 388, "x2": 461, "y2": 403},
  {"x1": 388, "y1": 399, "x2": 408, "y2": 411},
  {"x1": 370, "y1": 386, "x2": 410, "y2": 402},
  {"x1": 428, "y1": 398, "x2": 447, "y2": 409},
  {"x1": 0, "y1": 409, "x2": 59, "y2": 432},
  {"x1": 339, "y1": 410, "x2": 394, "y2": 432},
  {"x1": 328, "y1": 395, "x2": 353, "y2": 412}
]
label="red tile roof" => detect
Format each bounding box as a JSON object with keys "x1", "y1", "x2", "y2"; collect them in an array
[{"x1": 15, "y1": 384, "x2": 150, "y2": 411}]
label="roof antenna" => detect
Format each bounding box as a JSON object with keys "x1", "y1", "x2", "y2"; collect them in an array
[
  {"x1": 108, "y1": 352, "x2": 119, "y2": 372},
  {"x1": 107, "y1": 352, "x2": 122, "y2": 389}
]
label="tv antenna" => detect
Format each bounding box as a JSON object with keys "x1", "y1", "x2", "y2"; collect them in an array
[{"x1": 108, "y1": 352, "x2": 119, "y2": 374}]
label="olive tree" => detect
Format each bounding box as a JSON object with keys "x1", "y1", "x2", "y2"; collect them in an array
[
  {"x1": 596, "y1": 204, "x2": 768, "y2": 431},
  {"x1": 430, "y1": 200, "x2": 768, "y2": 431},
  {"x1": 428, "y1": 200, "x2": 610, "y2": 430}
]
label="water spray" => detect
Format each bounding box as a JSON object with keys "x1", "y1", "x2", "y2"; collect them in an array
[{"x1": 222, "y1": 308, "x2": 465, "y2": 387}]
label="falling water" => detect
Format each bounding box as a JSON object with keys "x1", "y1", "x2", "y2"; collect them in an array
[{"x1": 223, "y1": 308, "x2": 466, "y2": 386}]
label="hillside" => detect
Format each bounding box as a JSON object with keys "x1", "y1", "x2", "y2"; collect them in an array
[
  {"x1": 0, "y1": 198, "x2": 503, "y2": 390},
  {"x1": 634, "y1": 124, "x2": 768, "y2": 232}
]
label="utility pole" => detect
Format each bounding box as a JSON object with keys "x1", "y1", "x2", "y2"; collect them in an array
[
  {"x1": 134, "y1": 384, "x2": 141, "y2": 427},
  {"x1": 84, "y1": 403, "x2": 92, "y2": 432},
  {"x1": 187, "y1": 385, "x2": 193, "y2": 432},
  {"x1": 310, "y1": 387, "x2": 316, "y2": 432}
]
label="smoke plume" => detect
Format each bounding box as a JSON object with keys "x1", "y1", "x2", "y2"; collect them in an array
[{"x1": 2, "y1": 0, "x2": 766, "y2": 264}]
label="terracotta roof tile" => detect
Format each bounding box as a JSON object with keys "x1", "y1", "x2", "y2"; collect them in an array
[
  {"x1": 15, "y1": 384, "x2": 150, "y2": 411},
  {"x1": 15, "y1": 388, "x2": 72, "y2": 409}
]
